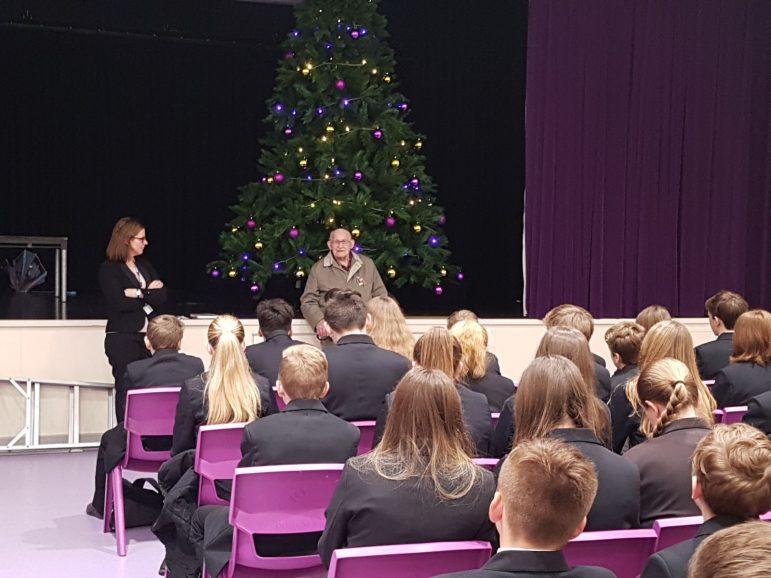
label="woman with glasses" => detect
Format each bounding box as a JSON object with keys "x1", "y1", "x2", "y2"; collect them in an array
[{"x1": 99, "y1": 216, "x2": 167, "y2": 421}]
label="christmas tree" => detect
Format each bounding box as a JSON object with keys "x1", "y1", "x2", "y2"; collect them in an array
[{"x1": 209, "y1": 0, "x2": 459, "y2": 297}]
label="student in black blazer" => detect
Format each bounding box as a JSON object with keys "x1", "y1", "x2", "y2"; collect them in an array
[
  {"x1": 435, "y1": 438, "x2": 614, "y2": 578},
  {"x1": 87, "y1": 315, "x2": 204, "y2": 518},
  {"x1": 624, "y1": 359, "x2": 712, "y2": 525},
  {"x1": 512, "y1": 356, "x2": 640, "y2": 531},
  {"x1": 375, "y1": 327, "x2": 492, "y2": 456},
  {"x1": 196, "y1": 344, "x2": 360, "y2": 578},
  {"x1": 170, "y1": 315, "x2": 273, "y2": 456},
  {"x1": 640, "y1": 424, "x2": 771, "y2": 578},
  {"x1": 319, "y1": 367, "x2": 496, "y2": 568},
  {"x1": 711, "y1": 309, "x2": 771, "y2": 408},
  {"x1": 744, "y1": 389, "x2": 771, "y2": 437},
  {"x1": 694, "y1": 290, "x2": 748, "y2": 380},
  {"x1": 100, "y1": 217, "x2": 168, "y2": 421},
  {"x1": 320, "y1": 291, "x2": 411, "y2": 421},
  {"x1": 244, "y1": 298, "x2": 304, "y2": 387},
  {"x1": 604, "y1": 322, "x2": 646, "y2": 453},
  {"x1": 490, "y1": 394, "x2": 516, "y2": 458}
]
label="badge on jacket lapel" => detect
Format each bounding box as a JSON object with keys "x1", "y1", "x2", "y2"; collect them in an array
[{"x1": 355, "y1": 275, "x2": 365, "y2": 286}]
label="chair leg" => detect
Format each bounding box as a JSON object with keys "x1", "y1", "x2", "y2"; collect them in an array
[
  {"x1": 110, "y1": 469, "x2": 128, "y2": 556},
  {"x1": 103, "y1": 471, "x2": 114, "y2": 534}
]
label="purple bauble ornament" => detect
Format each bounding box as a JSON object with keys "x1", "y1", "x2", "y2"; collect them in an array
[
  {"x1": 353, "y1": 171, "x2": 363, "y2": 181},
  {"x1": 437, "y1": 214, "x2": 447, "y2": 226},
  {"x1": 274, "y1": 172, "x2": 285, "y2": 183},
  {"x1": 456, "y1": 272, "x2": 465, "y2": 281},
  {"x1": 250, "y1": 284, "x2": 260, "y2": 293},
  {"x1": 284, "y1": 50, "x2": 296, "y2": 60},
  {"x1": 211, "y1": 269, "x2": 220, "y2": 278},
  {"x1": 434, "y1": 285, "x2": 444, "y2": 296},
  {"x1": 398, "y1": 102, "x2": 409, "y2": 112},
  {"x1": 288, "y1": 227, "x2": 300, "y2": 239},
  {"x1": 247, "y1": 219, "x2": 257, "y2": 229},
  {"x1": 335, "y1": 79, "x2": 346, "y2": 90},
  {"x1": 385, "y1": 215, "x2": 396, "y2": 228},
  {"x1": 373, "y1": 129, "x2": 383, "y2": 140},
  {"x1": 284, "y1": 127, "x2": 293, "y2": 137},
  {"x1": 350, "y1": 29, "x2": 360, "y2": 39},
  {"x1": 410, "y1": 178, "x2": 420, "y2": 188}
]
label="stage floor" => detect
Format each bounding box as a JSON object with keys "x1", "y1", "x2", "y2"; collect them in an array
[{"x1": 0, "y1": 450, "x2": 164, "y2": 578}]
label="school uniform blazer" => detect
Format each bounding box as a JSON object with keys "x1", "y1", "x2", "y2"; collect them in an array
[
  {"x1": 434, "y1": 549, "x2": 616, "y2": 578},
  {"x1": 322, "y1": 334, "x2": 411, "y2": 421},
  {"x1": 712, "y1": 362, "x2": 771, "y2": 408},
  {"x1": 463, "y1": 371, "x2": 516, "y2": 413},
  {"x1": 550, "y1": 429, "x2": 640, "y2": 530},
  {"x1": 171, "y1": 371, "x2": 273, "y2": 456},
  {"x1": 608, "y1": 365, "x2": 645, "y2": 454},
  {"x1": 374, "y1": 384, "x2": 493, "y2": 457},
  {"x1": 318, "y1": 460, "x2": 497, "y2": 568},
  {"x1": 744, "y1": 389, "x2": 771, "y2": 438},
  {"x1": 244, "y1": 330, "x2": 305, "y2": 387},
  {"x1": 99, "y1": 258, "x2": 167, "y2": 332},
  {"x1": 102, "y1": 349, "x2": 206, "y2": 471},
  {"x1": 640, "y1": 515, "x2": 747, "y2": 578},
  {"x1": 593, "y1": 353, "x2": 607, "y2": 368},
  {"x1": 490, "y1": 394, "x2": 516, "y2": 458},
  {"x1": 595, "y1": 362, "x2": 612, "y2": 403},
  {"x1": 623, "y1": 418, "x2": 711, "y2": 525},
  {"x1": 695, "y1": 332, "x2": 733, "y2": 380}
]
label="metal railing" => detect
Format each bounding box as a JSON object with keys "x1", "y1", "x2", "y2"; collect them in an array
[{"x1": 1, "y1": 377, "x2": 114, "y2": 452}]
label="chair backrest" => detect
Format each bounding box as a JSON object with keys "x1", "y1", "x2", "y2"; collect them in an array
[
  {"x1": 123, "y1": 387, "x2": 181, "y2": 471},
  {"x1": 761, "y1": 511, "x2": 771, "y2": 521},
  {"x1": 491, "y1": 412, "x2": 500, "y2": 429},
  {"x1": 194, "y1": 422, "x2": 247, "y2": 506},
  {"x1": 472, "y1": 458, "x2": 499, "y2": 471},
  {"x1": 713, "y1": 409, "x2": 724, "y2": 424},
  {"x1": 228, "y1": 463, "x2": 344, "y2": 572},
  {"x1": 722, "y1": 406, "x2": 749, "y2": 424},
  {"x1": 564, "y1": 529, "x2": 658, "y2": 578},
  {"x1": 273, "y1": 386, "x2": 287, "y2": 411},
  {"x1": 652, "y1": 515, "x2": 703, "y2": 551},
  {"x1": 328, "y1": 541, "x2": 492, "y2": 578},
  {"x1": 352, "y1": 420, "x2": 376, "y2": 455}
]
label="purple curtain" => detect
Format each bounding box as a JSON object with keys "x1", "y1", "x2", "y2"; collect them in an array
[{"x1": 525, "y1": 0, "x2": 771, "y2": 318}]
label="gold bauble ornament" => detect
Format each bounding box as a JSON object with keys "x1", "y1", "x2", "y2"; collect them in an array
[
  {"x1": 413, "y1": 224, "x2": 422, "y2": 233},
  {"x1": 383, "y1": 75, "x2": 392, "y2": 83},
  {"x1": 296, "y1": 269, "x2": 306, "y2": 278},
  {"x1": 299, "y1": 159, "x2": 308, "y2": 168},
  {"x1": 387, "y1": 268, "x2": 397, "y2": 279},
  {"x1": 254, "y1": 241, "x2": 264, "y2": 250},
  {"x1": 391, "y1": 159, "x2": 400, "y2": 168},
  {"x1": 231, "y1": 227, "x2": 238, "y2": 233},
  {"x1": 415, "y1": 141, "x2": 423, "y2": 150},
  {"x1": 351, "y1": 228, "x2": 361, "y2": 238},
  {"x1": 440, "y1": 268, "x2": 447, "y2": 277},
  {"x1": 227, "y1": 270, "x2": 237, "y2": 278}
]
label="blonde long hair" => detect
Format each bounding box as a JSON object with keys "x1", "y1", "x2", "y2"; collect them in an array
[
  {"x1": 630, "y1": 320, "x2": 716, "y2": 422},
  {"x1": 204, "y1": 315, "x2": 261, "y2": 425},
  {"x1": 450, "y1": 320, "x2": 488, "y2": 380},
  {"x1": 366, "y1": 296, "x2": 415, "y2": 360},
  {"x1": 413, "y1": 327, "x2": 462, "y2": 380},
  {"x1": 358, "y1": 367, "x2": 482, "y2": 500}
]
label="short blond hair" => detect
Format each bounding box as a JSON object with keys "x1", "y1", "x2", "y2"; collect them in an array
[
  {"x1": 688, "y1": 521, "x2": 771, "y2": 578},
  {"x1": 278, "y1": 344, "x2": 328, "y2": 400},
  {"x1": 635, "y1": 305, "x2": 671, "y2": 332},
  {"x1": 692, "y1": 423, "x2": 771, "y2": 518},
  {"x1": 498, "y1": 438, "x2": 598, "y2": 548},
  {"x1": 543, "y1": 304, "x2": 594, "y2": 340},
  {"x1": 146, "y1": 314, "x2": 184, "y2": 350},
  {"x1": 447, "y1": 309, "x2": 479, "y2": 329},
  {"x1": 605, "y1": 322, "x2": 645, "y2": 366}
]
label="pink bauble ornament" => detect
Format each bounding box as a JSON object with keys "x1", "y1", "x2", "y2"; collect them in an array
[
  {"x1": 274, "y1": 172, "x2": 285, "y2": 183},
  {"x1": 385, "y1": 215, "x2": 396, "y2": 228},
  {"x1": 434, "y1": 285, "x2": 444, "y2": 296},
  {"x1": 353, "y1": 171, "x2": 363, "y2": 181},
  {"x1": 288, "y1": 227, "x2": 300, "y2": 239},
  {"x1": 246, "y1": 219, "x2": 257, "y2": 230},
  {"x1": 335, "y1": 79, "x2": 346, "y2": 90}
]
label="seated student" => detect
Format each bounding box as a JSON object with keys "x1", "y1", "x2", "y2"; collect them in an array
[
  {"x1": 244, "y1": 298, "x2": 304, "y2": 387},
  {"x1": 641, "y1": 423, "x2": 771, "y2": 578},
  {"x1": 448, "y1": 309, "x2": 501, "y2": 374},
  {"x1": 605, "y1": 321, "x2": 646, "y2": 453},
  {"x1": 451, "y1": 320, "x2": 515, "y2": 412},
  {"x1": 687, "y1": 521, "x2": 771, "y2": 578},
  {"x1": 744, "y1": 389, "x2": 771, "y2": 438},
  {"x1": 712, "y1": 309, "x2": 771, "y2": 407},
  {"x1": 321, "y1": 290, "x2": 411, "y2": 420},
  {"x1": 635, "y1": 304, "x2": 672, "y2": 333},
  {"x1": 624, "y1": 358, "x2": 712, "y2": 525},
  {"x1": 543, "y1": 304, "x2": 612, "y2": 401},
  {"x1": 375, "y1": 327, "x2": 492, "y2": 456},
  {"x1": 512, "y1": 355, "x2": 640, "y2": 530},
  {"x1": 87, "y1": 314, "x2": 204, "y2": 518},
  {"x1": 171, "y1": 314, "x2": 273, "y2": 455},
  {"x1": 195, "y1": 344, "x2": 360, "y2": 578},
  {"x1": 318, "y1": 367, "x2": 497, "y2": 568},
  {"x1": 694, "y1": 290, "x2": 748, "y2": 380},
  {"x1": 434, "y1": 438, "x2": 615, "y2": 578},
  {"x1": 491, "y1": 327, "x2": 612, "y2": 457},
  {"x1": 366, "y1": 295, "x2": 415, "y2": 361}
]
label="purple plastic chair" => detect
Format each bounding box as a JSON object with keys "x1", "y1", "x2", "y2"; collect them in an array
[
  {"x1": 472, "y1": 458, "x2": 500, "y2": 471},
  {"x1": 652, "y1": 516, "x2": 703, "y2": 551},
  {"x1": 224, "y1": 463, "x2": 345, "y2": 577},
  {"x1": 273, "y1": 386, "x2": 287, "y2": 411},
  {"x1": 761, "y1": 511, "x2": 771, "y2": 521},
  {"x1": 351, "y1": 420, "x2": 376, "y2": 455},
  {"x1": 491, "y1": 412, "x2": 500, "y2": 429},
  {"x1": 713, "y1": 409, "x2": 724, "y2": 424},
  {"x1": 195, "y1": 423, "x2": 247, "y2": 506},
  {"x1": 564, "y1": 529, "x2": 658, "y2": 578},
  {"x1": 328, "y1": 541, "x2": 492, "y2": 578},
  {"x1": 103, "y1": 387, "x2": 181, "y2": 556},
  {"x1": 722, "y1": 406, "x2": 749, "y2": 424}
]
